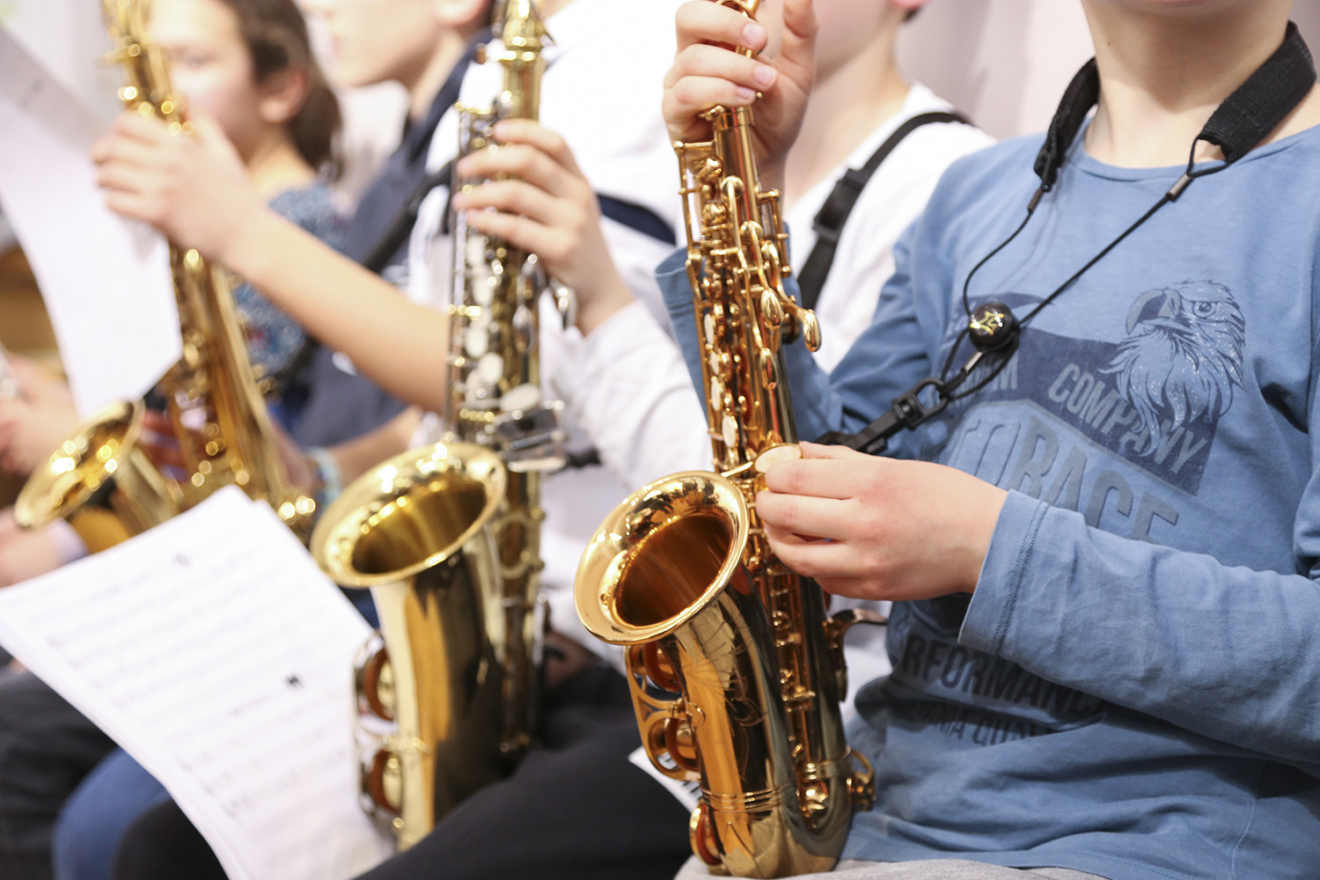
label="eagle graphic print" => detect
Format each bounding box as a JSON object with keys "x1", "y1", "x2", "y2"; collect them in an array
[{"x1": 936, "y1": 283, "x2": 1246, "y2": 515}]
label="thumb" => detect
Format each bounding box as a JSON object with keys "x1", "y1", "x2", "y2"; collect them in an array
[
  {"x1": 188, "y1": 113, "x2": 244, "y2": 164},
  {"x1": 775, "y1": 0, "x2": 817, "y2": 86},
  {"x1": 799, "y1": 440, "x2": 857, "y2": 460},
  {"x1": 187, "y1": 112, "x2": 226, "y2": 143}
]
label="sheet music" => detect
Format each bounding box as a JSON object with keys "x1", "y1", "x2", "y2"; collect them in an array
[
  {"x1": 0, "y1": 488, "x2": 393, "y2": 880},
  {"x1": 0, "y1": 25, "x2": 180, "y2": 417}
]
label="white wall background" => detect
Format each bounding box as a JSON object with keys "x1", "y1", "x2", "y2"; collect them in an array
[
  {"x1": 0, "y1": 0, "x2": 408, "y2": 204},
  {"x1": 1, "y1": 0, "x2": 122, "y2": 126},
  {"x1": 900, "y1": 0, "x2": 1320, "y2": 140}
]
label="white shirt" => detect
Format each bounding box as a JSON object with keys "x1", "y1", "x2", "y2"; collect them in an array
[
  {"x1": 406, "y1": 0, "x2": 696, "y2": 658},
  {"x1": 788, "y1": 83, "x2": 996, "y2": 371}
]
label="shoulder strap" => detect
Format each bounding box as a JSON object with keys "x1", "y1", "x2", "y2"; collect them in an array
[
  {"x1": 359, "y1": 34, "x2": 487, "y2": 275},
  {"x1": 797, "y1": 110, "x2": 970, "y2": 311},
  {"x1": 598, "y1": 194, "x2": 676, "y2": 246}
]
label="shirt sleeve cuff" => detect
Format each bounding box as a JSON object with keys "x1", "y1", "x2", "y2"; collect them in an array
[
  {"x1": 959, "y1": 489, "x2": 1050, "y2": 656},
  {"x1": 553, "y1": 300, "x2": 663, "y2": 402},
  {"x1": 657, "y1": 247, "x2": 692, "y2": 326},
  {"x1": 580, "y1": 300, "x2": 657, "y2": 362}
]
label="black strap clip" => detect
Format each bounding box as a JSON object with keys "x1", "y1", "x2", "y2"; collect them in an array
[
  {"x1": 816, "y1": 377, "x2": 950, "y2": 456},
  {"x1": 893, "y1": 377, "x2": 949, "y2": 429}
]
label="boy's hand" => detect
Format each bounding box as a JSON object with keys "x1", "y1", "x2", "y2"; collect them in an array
[
  {"x1": 756, "y1": 442, "x2": 1007, "y2": 602},
  {"x1": 452, "y1": 119, "x2": 635, "y2": 335},
  {"x1": 92, "y1": 111, "x2": 265, "y2": 267},
  {"x1": 664, "y1": 0, "x2": 816, "y2": 187}
]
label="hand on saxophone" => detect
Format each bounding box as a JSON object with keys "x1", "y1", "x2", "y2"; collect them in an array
[
  {"x1": 451, "y1": 119, "x2": 636, "y2": 335},
  {"x1": 0, "y1": 358, "x2": 78, "y2": 477},
  {"x1": 755, "y1": 442, "x2": 1007, "y2": 602},
  {"x1": 664, "y1": 0, "x2": 817, "y2": 190},
  {"x1": 92, "y1": 110, "x2": 266, "y2": 267}
]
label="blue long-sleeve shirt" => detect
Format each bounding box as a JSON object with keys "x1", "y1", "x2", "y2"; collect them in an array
[{"x1": 658, "y1": 125, "x2": 1320, "y2": 879}]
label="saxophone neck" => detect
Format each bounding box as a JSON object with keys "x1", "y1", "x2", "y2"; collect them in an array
[
  {"x1": 494, "y1": 0, "x2": 549, "y2": 121},
  {"x1": 103, "y1": 0, "x2": 187, "y2": 126}
]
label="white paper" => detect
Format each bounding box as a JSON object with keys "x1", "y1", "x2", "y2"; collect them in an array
[
  {"x1": 0, "y1": 25, "x2": 180, "y2": 417},
  {"x1": 629, "y1": 745, "x2": 700, "y2": 811},
  {"x1": 0, "y1": 488, "x2": 393, "y2": 880}
]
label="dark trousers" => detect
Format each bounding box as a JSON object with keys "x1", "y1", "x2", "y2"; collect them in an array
[
  {"x1": 0, "y1": 672, "x2": 114, "y2": 880},
  {"x1": 114, "y1": 665, "x2": 692, "y2": 880}
]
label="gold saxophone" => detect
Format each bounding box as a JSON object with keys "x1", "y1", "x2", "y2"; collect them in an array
[
  {"x1": 310, "y1": 0, "x2": 561, "y2": 850},
  {"x1": 15, "y1": 0, "x2": 315, "y2": 545},
  {"x1": 575, "y1": 1, "x2": 878, "y2": 875}
]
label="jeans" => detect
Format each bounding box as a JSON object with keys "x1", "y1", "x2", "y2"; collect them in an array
[
  {"x1": 0, "y1": 673, "x2": 114, "y2": 880},
  {"x1": 114, "y1": 665, "x2": 693, "y2": 880},
  {"x1": 53, "y1": 750, "x2": 168, "y2": 880}
]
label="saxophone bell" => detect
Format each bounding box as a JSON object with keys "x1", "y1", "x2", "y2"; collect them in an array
[
  {"x1": 13, "y1": 0, "x2": 318, "y2": 547},
  {"x1": 316, "y1": 0, "x2": 558, "y2": 849},
  {"x1": 14, "y1": 400, "x2": 181, "y2": 550},
  {"x1": 311, "y1": 441, "x2": 511, "y2": 848},
  {"x1": 577, "y1": 471, "x2": 873, "y2": 878}
]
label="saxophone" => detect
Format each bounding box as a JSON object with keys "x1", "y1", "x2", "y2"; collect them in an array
[
  {"x1": 310, "y1": 0, "x2": 561, "y2": 849},
  {"x1": 575, "y1": 2, "x2": 876, "y2": 875},
  {"x1": 15, "y1": 0, "x2": 315, "y2": 545}
]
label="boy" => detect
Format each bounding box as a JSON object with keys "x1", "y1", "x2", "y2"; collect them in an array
[{"x1": 654, "y1": 0, "x2": 1320, "y2": 877}]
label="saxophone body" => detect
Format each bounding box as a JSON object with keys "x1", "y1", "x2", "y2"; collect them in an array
[
  {"x1": 310, "y1": 0, "x2": 562, "y2": 849},
  {"x1": 575, "y1": 2, "x2": 873, "y2": 874},
  {"x1": 15, "y1": 0, "x2": 315, "y2": 542}
]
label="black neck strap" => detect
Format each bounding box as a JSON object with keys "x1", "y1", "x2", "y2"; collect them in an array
[
  {"x1": 361, "y1": 32, "x2": 488, "y2": 275},
  {"x1": 824, "y1": 21, "x2": 1316, "y2": 456},
  {"x1": 798, "y1": 110, "x2": 971, "y2": 311},
  {"x1": 1033, "y1": 59, "x2": 1099, "y2": 191},
  {"x1": 1034, "y1": 22, "x2": 1315, "y2": 190}
]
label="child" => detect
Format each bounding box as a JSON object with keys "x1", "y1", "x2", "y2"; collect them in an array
[
  {"x1": 0, "y1": 1, "x2": 349, "y2": 878},
  {"x1": 659, "y1": 0, "x2": 1320, "y2": 877},
  {"x1": 290, "y1": 0, "x2": 495, "y2": 462},
  {"x1": 44, "y1": 4, "x2": 497, "y2": 880}
]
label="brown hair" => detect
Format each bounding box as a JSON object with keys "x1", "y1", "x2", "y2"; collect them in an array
[{"x1": 216, "y1": 0, "x2": 341, "y2": 172}]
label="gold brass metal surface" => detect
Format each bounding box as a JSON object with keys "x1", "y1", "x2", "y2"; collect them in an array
[
  {"x1": 15, "y1": 400, "x2": 180, "y2": 544},
  {"x1": 574, "y1": 1, "x2": 873, "y2": 875},
  {"x1": 314, "y1": 0, "x2": 562, "y2": 851},
  {"x1": 311, "y1": 442, "x2": 509, "y2": 849},
  {"x1": 14, "y1": 0, "x2": 317, "y2": 543}
]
